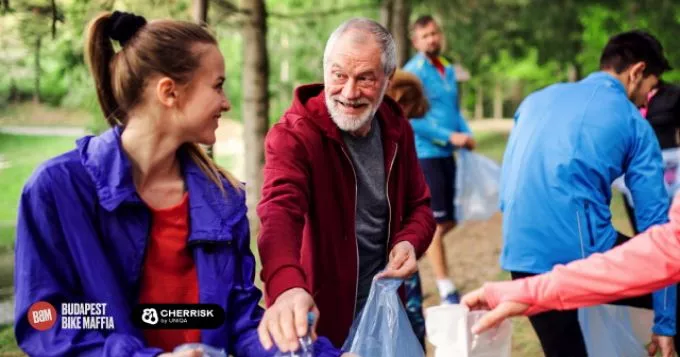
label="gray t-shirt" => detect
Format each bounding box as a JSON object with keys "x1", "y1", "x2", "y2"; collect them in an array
[{"x1": 342, "y1": 120, "x2": 388, "y2": 315}]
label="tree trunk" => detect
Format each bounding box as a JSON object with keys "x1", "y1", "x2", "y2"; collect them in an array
[
  {"x1": 279, "y1": 34, "x2": 291, "y2": 124},
  {"x1": 391, "y1": 0, "x2": 410, "y2": 67},
  {"x1": 50, "y1": 0, "x2": 57, "y2": 38},
  {"x1": 9, "y1": 78, "x2": 17, "y2": 102},
  {"x1": 380, "y1": 0, "x2": 393, "y2": 30},
  {"x1": 567, "y1": 62, "x2": 581, "y2": 82},
  {"x1": 193, "y1": 0, "x2": 208, "y2": 25},
  {"x1": 510, "y1": 80, "x2": 524, "y2": 112},
  {"x1": 241, "y1": 0, "x2": 269, "y2": 236},
  {"x1": 33, "y1": 36, "x2": 41, "y2": 103},
  {"x1": 628, "y1": 2, "x2": 638, "y2": 25},
  {"x1": 474, "y1": 83, "x2": 484, "y2": 120},
  {"x1": 493, "y1": 80, "x2": 503, "y2": 119},
  {"x1": 192, "y1": 0, "x2": 213, "y2": 158},
  {"x1": 458, "y1": 81, "x2": 467, "y2": 119},
  {"x1": 2, "y1": 0, "x2": 8, "y2": 13}
]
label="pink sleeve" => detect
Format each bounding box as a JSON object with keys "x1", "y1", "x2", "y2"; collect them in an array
[{"x1": 485, "y1": 221, "x2": 680, "y2": 315}]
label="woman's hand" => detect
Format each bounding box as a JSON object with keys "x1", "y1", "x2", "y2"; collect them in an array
[{"x1": 461, "y1": 287, "x2": 529, "y2": 334}]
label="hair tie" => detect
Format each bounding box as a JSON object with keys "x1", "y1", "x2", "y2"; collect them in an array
[{"x1": 107, "y1": 11, "x2": 147, "y2": 46}]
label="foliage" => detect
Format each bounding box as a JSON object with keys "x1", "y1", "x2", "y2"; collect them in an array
[{"x1": 2, "y1": 0, "x2": 680, "y2": 121}]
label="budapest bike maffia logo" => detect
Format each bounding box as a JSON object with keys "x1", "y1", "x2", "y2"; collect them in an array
[
  {"x1": 27, "y1": 301, "x2": 115, "y2": 331},
  {"x1": 133, "y1": 304, "x2": 225, "y2": 329}
]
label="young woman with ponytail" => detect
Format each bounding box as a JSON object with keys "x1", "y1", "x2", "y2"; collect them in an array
[{"x1": 13, "y1": 11, "x2": 344, "y2": 357}]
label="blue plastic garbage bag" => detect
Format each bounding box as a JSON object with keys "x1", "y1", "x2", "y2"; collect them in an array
[
  {"x1": 454, "y1": 150, "x2": 501, "y2": 222},
  {"x1": 578, "y1": 305, "x2": 650, "y2": 357},
  {"x1": 342, "y1": 278, "x2": 425, "y2": 357}
]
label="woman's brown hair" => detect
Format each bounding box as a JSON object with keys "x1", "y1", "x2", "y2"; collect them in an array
[
  {"x1": 84, "y1": 11, "x2": 240, "y2": 192},
  {"x1": 387, "y1": 69, "x2": 429, "y2": 118}
]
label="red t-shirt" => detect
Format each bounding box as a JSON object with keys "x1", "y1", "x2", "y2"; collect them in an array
[
  {"x1": 430, "y1": 56, "x2": 446, "y2": 76},
  {"x1": 138, "y1": 193, "x2": 200, "y2": 352}
]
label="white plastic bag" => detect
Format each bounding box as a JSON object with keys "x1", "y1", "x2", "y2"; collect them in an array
[
  {"x1": 612, "y1": 147, "x2": 680, "y2": 207},
  {"x1": 426, "y1": 304, "x2": 512, "y2": 357},
  {"x1": 455, "y1": 150, "x2": 501, "y2": 222},
  {"x1": 578, "y1": 305, "x2": 652, "y2": 357}
]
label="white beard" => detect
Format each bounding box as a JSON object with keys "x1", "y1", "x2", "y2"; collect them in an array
[{"x1": 325, "y1": 81, "x2": 388, "y2": 133}]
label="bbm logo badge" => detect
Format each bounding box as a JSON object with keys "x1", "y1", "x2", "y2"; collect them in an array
[{"x1": 141, "y1": 308, "x2": 158, "y2": 325}]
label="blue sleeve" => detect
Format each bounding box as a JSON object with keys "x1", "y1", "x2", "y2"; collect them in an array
[
  {"x1": 624, "y1": 117, "x2": 676, "y2": 336},
  {"x1": 405, "y1": 59, "x2": 465, "y2": 144},
  {"x1": 402, "y1": 66, "x2": 450, "y2": 141},
  {"x1": 408, "y1": 116, "x2": 453, "y2": 145},
  {"x1": 653, "y1": 288, "x2": 677, "y2": 336},
  {"x1": 457, "y1": 114, "x2": 472, "y2": 135},
  {"x1": 227, "y1": 215, "x2": 344, "y2": 356},
  {"x1": 227, "y1": 215, "x2": 275, "y2": 356},
  {"x1": 13, "y1": 171, "x2": 163, "y2": 357}
]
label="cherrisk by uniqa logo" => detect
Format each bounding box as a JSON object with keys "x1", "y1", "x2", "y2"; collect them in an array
[{"x1": 141, "y1": 308, "x2": 159, "y2": 325}]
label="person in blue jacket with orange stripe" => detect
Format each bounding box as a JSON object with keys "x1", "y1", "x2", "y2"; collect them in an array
[
  {"x1": 13, "y1": 11, "x2": 343, "y2": 357},
  {"x1": 403, "y1": 15, "x2": 475, "y2": 304}
]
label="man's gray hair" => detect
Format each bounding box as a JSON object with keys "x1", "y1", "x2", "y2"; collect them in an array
[{"x1": 323, "y1": 18, "x2": 397, "y2": 76}]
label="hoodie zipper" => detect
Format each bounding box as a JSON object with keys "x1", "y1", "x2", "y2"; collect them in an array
[
  {"x1": 340, "y1": 146, "x2": 360, "y2": 319},
  {"x1": 385, "y1": 144, "x2": 398, "y2": 261}
]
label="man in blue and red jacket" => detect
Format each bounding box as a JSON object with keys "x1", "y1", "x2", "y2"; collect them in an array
[{"x1": 403, "y1": 15, "x2": 476, "y2": 305}]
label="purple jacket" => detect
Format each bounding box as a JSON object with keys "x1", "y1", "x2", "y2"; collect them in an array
[{"x1": 14, "y1": 127, "x2": 341, "y2": 357}]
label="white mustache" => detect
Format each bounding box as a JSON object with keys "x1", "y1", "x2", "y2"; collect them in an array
[{"x1": 332, "y1": 96, "x2": 370, "y2": 106}]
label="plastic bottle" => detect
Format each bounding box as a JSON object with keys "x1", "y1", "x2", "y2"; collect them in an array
[
  {"x1": 274, "y1": 312, "x2": 316, "y2": 357},
  {"x1": 173, "y1": 343, "x2": 227, "y2": 357}
]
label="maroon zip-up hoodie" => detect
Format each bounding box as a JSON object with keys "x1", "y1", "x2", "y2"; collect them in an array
[{"x1": 257, "y1": 84, "x2": 435, "y2": 347}]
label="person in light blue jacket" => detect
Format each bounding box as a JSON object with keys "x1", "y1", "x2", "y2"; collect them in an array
[
  {"x1": 501, "y1": 30, "x2": 676, "y2": 357},
  {"x1": 403, "y1": 15, "x2": 475, "y2": 304}
]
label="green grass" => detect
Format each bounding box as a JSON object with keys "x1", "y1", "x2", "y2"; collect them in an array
[
  {"x1": 0, "y1": 325, "x2": 22, "y2": 355},
  {"x1": 0, "y1": 225, "x2": 14, "y2": 250},
  {"x1": 0, "y1": 102, "x2": 90, "y2": 128},
  {"x1": 0, "y1": 133, "x2": 75, "y2": 335},
  {"x1": 0, "y1": 249, "x2": 12, "y2": 300},
  {"x1": 610, "y1": 191, "x2": 635, "y2": 236},
  {"x1": 474, "y1": 131, "x2": 510, "y2": 163},
  {"x1": 0, "y1": 134, "x2": 78, "y2": 225}
]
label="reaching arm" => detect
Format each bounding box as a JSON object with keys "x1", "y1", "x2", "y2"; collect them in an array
[{"x1": 484, "y1": 200, "x2": 680, "y2": 317}]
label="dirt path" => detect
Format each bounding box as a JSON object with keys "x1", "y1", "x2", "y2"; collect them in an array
[
  {"x1": 419, "y1": 215, "x2": 504, "y2": 306},
  {"x1": 468, "y1": 118, "x2": 513, "y2": 133}
]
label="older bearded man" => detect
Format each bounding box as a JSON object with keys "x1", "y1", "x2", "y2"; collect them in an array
[{"x1": 256, "y1": 18, "x2": 435, "y2": 352}]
